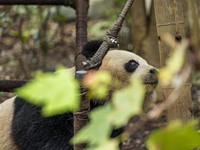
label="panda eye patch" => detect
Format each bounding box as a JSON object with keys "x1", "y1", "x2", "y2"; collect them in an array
[{"x1": 124, "y1": 60, "x2": 139, "y2": 73}]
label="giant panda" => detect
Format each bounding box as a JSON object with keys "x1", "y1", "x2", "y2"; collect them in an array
[{"x1": 0, "y1": 40, "x2": 158, "y2": 150}]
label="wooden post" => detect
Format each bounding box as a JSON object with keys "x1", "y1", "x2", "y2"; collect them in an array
[
  {"x1": 153, "y1": 0, "x2": 192, "y2": 123},
  {"x1": 197, "y1": 0, "x2": 200, "y2": 17},
  {"x1": 0, "y1": 0, "x2": 76, "y2": 8},
  {"x1": 74, "y1": 1, "x2": 89, "y2": 150}
]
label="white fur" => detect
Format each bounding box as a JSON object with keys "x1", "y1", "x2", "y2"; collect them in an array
[
  {"x1": 0, "y1": 96, "x2": 19, "y2": 150},
  {"x1": 99, "y1": 50, "x2": 156, "y2": 86}
]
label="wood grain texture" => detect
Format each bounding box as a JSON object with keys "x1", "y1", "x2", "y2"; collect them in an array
[{"x1": 154, "y1": 0, "x2": 192, "y2": 123}]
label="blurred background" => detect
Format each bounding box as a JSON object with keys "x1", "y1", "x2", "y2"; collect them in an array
[{"x1": 0, "y1": 0, "x2": 160, "y2": 80}]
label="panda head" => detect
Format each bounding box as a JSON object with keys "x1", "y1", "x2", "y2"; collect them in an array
[
  {"x1": 82, "y1": 40, "x2": 158, "y2": 90},
  {"x1": 82, "y1": 40, "x2": 158, "y2": 111}
]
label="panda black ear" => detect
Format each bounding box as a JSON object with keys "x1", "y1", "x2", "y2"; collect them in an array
[{"x1": 81, "y1": 40, "x2": 103, "y2": 59}]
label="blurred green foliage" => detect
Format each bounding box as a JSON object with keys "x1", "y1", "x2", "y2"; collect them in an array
[
  {"x1": 89, "y1": 20, "x2": 115, "y2": 39},
  {"x1": 73, "y1": 76, "x2": 145, "y2": 150},
  {"x1": 0, "y1": 6, "x2": 67, "y2": 43},
  {"x1": 147, "y1": 120, "x2": 200, "y2": 150},
  {"x1": 0, "y1": 6, "x2": 70, "y2": 73},
  {"x1": 16, "y1": 67, "x2": 80, "y2": 117},
  {"x1": 84, "y1": 71, "x2": 112, "y2": 99},
  {"x1": 105, "y1": 0, "x2": 126, "y2": 20},
  {"x1": 159, "y1": 40, "x2": 188, "y2": 86}
]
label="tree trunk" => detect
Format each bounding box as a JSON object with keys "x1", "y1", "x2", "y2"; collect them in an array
[
  {"x1": 153, "y1": 0, "x2": 192, "y2": 123},
  {"x1": 74, "y1": 1, "x2": 89, "y2": 150}
]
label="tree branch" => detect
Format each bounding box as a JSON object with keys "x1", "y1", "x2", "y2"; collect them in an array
[{"x1": 83, "y1": 0, "x2": 136, "y2": 69}]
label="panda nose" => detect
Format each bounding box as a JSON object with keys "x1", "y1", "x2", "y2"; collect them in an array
[{"x1": 149, "y1": 68, "x2": 158, "y2": 75}]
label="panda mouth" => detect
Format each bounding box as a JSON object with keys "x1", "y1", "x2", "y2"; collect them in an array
[{"x1": 144, "y1": 79, "x2": 158, "y2": 85}]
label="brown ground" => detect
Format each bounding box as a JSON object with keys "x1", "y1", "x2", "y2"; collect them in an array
[{"x1": 122, "y1": 119, "x2": 165, "y2": 150}]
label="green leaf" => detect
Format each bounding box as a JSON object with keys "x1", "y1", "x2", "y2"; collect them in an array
[
  {"x1": 146, "y1": 120, "x2": 200, "y2": 150},
  {"x1": 73, "y1": 76, "x2": 145, "y2": 149},
  {"x1": 16, "y1": 68, "x2": 80, "y2": 117},
  {"x1": 109, "y1": 76, "x2": 145, "y2": 127},
  {"x1": 85, "y1": 139, "x2": 119, "y2": 150},
  {"x1": 72, "y1": 104, "x2": 113, "y2": 145},
  {"x1": 159, "y1": 40, "x2": 188, "y2": 85},
  {"x1": 84, "y1": 71, "x2": 111, "y2": 99}
]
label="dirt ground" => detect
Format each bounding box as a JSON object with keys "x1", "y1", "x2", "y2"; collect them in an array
[{"x1": 122, "y1": 119, "x2": 165, "y2": 150}]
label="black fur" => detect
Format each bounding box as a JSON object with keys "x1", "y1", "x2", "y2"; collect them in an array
[
  {"x1": 12, "y1": 97, "x2": 74, "y2": 150},
  {"x1": 81, "y1": 40, "x2": 103, "y2": 59},
  {"x1": 12, "y1": 99, "x2": 123, "y2": 150},
  {"x1": 124, "y1": 60, "x2": 139, "y2": 73},
  {"x1": 11, "y1": 41, "x2": 123, "y2": 150}
]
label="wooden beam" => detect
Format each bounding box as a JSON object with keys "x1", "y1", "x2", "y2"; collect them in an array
[
  {"x1": 153, "y1": 0, "x2": 192, "y2": 123},
  {"x1": 0, "y1": 80, "x2": 27, "y2": 92},
  {"x1": 0, "y1": 0, "x2": 76, "y2": 8},
  {"x1": 73, "y1": 0, "x2": 89, "y2": 150}
]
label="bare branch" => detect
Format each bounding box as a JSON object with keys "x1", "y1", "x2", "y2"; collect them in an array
[
  {"x1": 83, "y1": 0, "x2": 137, "y2": 69},
  {"x1": 148, "y1": 65, "x2": 192, "y2": 120}
]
